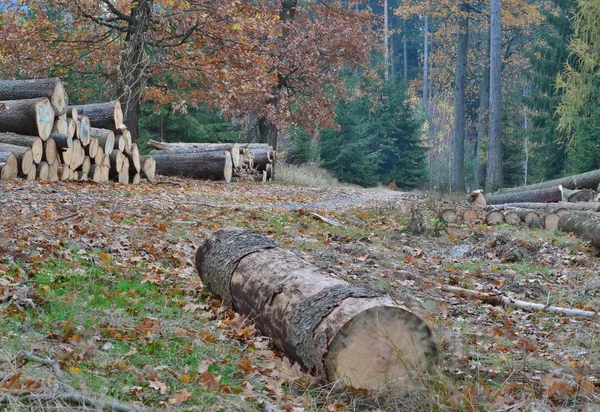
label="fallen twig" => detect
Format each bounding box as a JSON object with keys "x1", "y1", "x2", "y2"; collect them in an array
[
  {"x1": 55, "y1": 212, "x2": 79, "y2": 222},
  {"x1": 310, "y1": 213, "x2": 346, "y2": 228},
  {"x1": 22, "y1": 351, "x2": 65, "y2": 383},
  {"x1": 441, "y1": 285, "x2": 600, "y2": 318},
  {"x1": 0, "y1": 393, "x2": 142, "y2": 412}
]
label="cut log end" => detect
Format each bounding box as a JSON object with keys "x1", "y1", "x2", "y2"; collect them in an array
[
  {"x1": 440, "y1": 209, "x2": 458, "y2": 224},
  {"x1": 325, "y1": 303, "x2": 437, "y2": 391}
]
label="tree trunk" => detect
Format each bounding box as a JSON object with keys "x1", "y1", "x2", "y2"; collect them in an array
[
  {"x1": 486, "y1": 201, "x2": 600, "y2": 213},
  {"x1": 451, "y1": 1, "x2": 470, "y2": 192},
  {"x1": 485, "y1": 210, "x2": 504, "y2": 225},
  {"x1": 124, "y1": 144, "x2": 141, "y2": 173},
  {"x1": 383, "y1": 0, "x2": 389, "y2": 81},
  {"x1": 0, "y1": 78, "x2": 68, "y2": 116},
  {"x1": 195, "y1": 228, "x2": 437, "y2": 390},
  {"x1": 0, "y1": 152, "x2": 18, "y2": 179},
  {"x1": 423, "y1": 15, "x2": 429, "y2": 104},
  {"x1": 496, "y1": 168, "x2": 600, "y2": 194},
  {"x1": 76, "y1": 115, "x2": 91, "y2": 146},
  {"x1": 0, "y1": 98, "x2": 54, "y2": 140},
  {"x1": 403, "y1": 20, "x2": 408, "y2": 81},
  {"x1": 474, "y1": 29, "x2": 490, "y2": 189},
  {"x1": 485, "y1": 185, "x2": 564, "y2": 205},
  {"x1": 69, "y1": 102, "x2": 124, "y2": 131},
  {"x1": 558, "y1": 213, "x2": 600, "y2": 248},
  {"x1": 486, "y1": 0, "x2": 503, "y2": 192},
  {"x1": 152, "y1": 150, "x2": 233, "y2": 181}
]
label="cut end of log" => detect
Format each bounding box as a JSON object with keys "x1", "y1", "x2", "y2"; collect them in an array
[
  {"x1": 325, "y1": 304, "x2": 437, "y2": 391},
  {"x1": 468, "y1": 190, "x2": 486, "y2": 206},
  {"x1": 35, "y1": 98, "x2": 54, "y2": 140},
  {"x1": 51, "y1": 79, "x2": 68, "y2": 116},
  {"x1": 224, "y1": 151, "x2": 233, "y2": 183}
]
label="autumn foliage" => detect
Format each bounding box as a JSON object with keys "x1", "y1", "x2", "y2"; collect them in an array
[{"x1": 0, "y1": 0, "x2": 376, "y2": 136}]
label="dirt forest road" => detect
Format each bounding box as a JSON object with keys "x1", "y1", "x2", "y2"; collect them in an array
[{"x1": 1, "y1": 177, "x2": 599, "y2": 410}]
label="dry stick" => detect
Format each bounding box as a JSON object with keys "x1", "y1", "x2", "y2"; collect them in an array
[
  {"x1": 22, "y1": 351, "x2": 65, "y2": 383},
  {"x1": 441, "y1": 285, "x2": 600, "y2": 318},
  {"x1": 55, "y1": 213, "x2": 79, "y2": 222},
  {"x1": 0, "y1": 393, "x2": 141, "y2": 412}
]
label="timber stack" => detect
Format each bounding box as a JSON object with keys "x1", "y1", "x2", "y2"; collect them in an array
[
  {"x1": 147, "y1": 139, "x2": 276, "y2": 183},
  {"x1": 0, "y1": 78, "x2": 155, "y2": 184}
]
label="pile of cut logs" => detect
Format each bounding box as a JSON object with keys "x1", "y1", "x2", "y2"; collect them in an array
[
  {"x1": 147, "y1": 139, "x2": 275, "y2": 183},
  {"x1": 448, "y1": 171, "x2": 600, "y2": 248},
  {"x1": 0, "y1": 78, "x2": 155, "y2": 183}
]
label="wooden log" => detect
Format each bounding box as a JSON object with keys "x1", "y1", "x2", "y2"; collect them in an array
[
  {"x1": 485, "y1": 185, "x2": 564, "y2": 205},
  {"x1": 69, "y1": 101, "x2": 124, "y2": 131},
  {"x1": 36, "y1": 161, "x2": 49, "y2": 181},
  {"x1": 0, "y1": 152, "x2": 18, "y2": 179},
  {"x1": 545, "y1": 214, "x2": 560, "y2": 231},
  {"x1": 66, "y1": 118, "x2": 76, "y2": 138},
  {"x1": 89, "y1": 128, "x2": 116, "y2": 155},
  {"x1": 94, "y1": 149, "x2": 105, "y2": 166},
  {"x1": 195, "y1": 228, "x2": 437, "y2": 390},
  {"x1": 485, "y1": 210, "x2": 505, "y2": 225},
  {"x1": 120, "y1": 130, "x2": 132, "y2": 154},
  {"x1": 0, "y1": 132, "x2": 44, "y2": 164},
  {"x1": 152, "y1": 150, "x2": 233, "y2": 181},
  {"x1": 25, "y1": 165, "x2": 36, "y2": 180},
  {"x1": 515, "y1": 210, "x2": 539, "y2": 225},
  {"x1": 504, "y1": 211, "x2": 521, "y2": 225},
  {"x1": 81, "y1": 156, "x2": 91, "y2": 174},
  {"x1": 49, "y1": 133, "x2": 72, "y2": 151},
  {"x1": 566, "y1": 189, "x2": 595, "y2": 203},
  {"x1": 440, "y1": 209, "x2": 458, "y2": 224},
  {"x1": 0, "y1": 78, "x2": 68, "y2": 116},
  {"x1": 527, "y1": 216, "x2": 545, "y2": 229},
  {"x1": 52, "y1": 114, "x2": 68, "y2": 135},
  {"x1": 497, "y1": 168, "x2": 600, "y2": 194},
  {"x1": 48, "y1": 156, "x2": 60, "y2": 182},
  {"x1": 87, "y1": 138, "x2": 99, "y2": 159},
  {"x1": 70, "y1": 139, "x2": 85, "y2": 170},
  {"x1": 0, "y1": 98, "x2": 54, "y2": 140},
  {"x1": 149, "y1": 141, "x2": 243, "y2": 168},
  {"x1": 59, "y1": 164, "x2": 72, "y2": 181},
  {"x1": 118, "y1": 162, "x2": 129, "y2": 184},
  {"x1": 462, "y1": 209, "x2": 480, "y2": 223},
  {"x1": 130, "y1": 173, "x2": 140, "y2": 184},
  {"x1": 558, "y1": 213, "x2": 600, "y2": 248},
  {"x1": 140, "y1": 156, "x2": 156, "y2": 182},
  {"x1": 224, "y1": 151, "x2": 233, "y2": 183},
  {"x1": 486, "y1": 201, "x2": 600, "y2": 213},
  {"x1": 0, "y1": 143, "x2": 34, "y2": 174},
  {"x1": 109, "y1": 150, "x2": 126, "y2": 174},
  {"x1": 76, "y1": 115, "x2": 91, "y2": 146},
  {"x1": 124, "y1": 143, "x2": 140, "y2": 173},
  {"x1": 43, "y1": 138, "x2": 57, "y2": 165},
  {"x1": 89, "y1": 164, "x2": 103, "y2": 183}
]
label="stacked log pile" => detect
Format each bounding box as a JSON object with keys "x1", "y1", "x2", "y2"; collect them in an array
[
  {"x1": 456, "y1": 174, "x2": 600, "y2": 246},
  {"x1": 0, "y1": 78, "x2": 155, "y2": 183},
  {"x1": 147, "y1": 139, "x2": 275, "y2": 183}
]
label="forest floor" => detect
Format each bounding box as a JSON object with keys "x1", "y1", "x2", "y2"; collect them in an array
[{"x1": 0, "y1": 177, "x2": 599, "y2": 411}]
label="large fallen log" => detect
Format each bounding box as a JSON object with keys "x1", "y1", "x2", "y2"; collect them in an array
[
  {"x1": 195, "y1": 228, "x2": 437, "y2": 390},
  {"x1": 0, "y1": 133, "x2": 44, "y2": 164},
  {"x1": 484, "y1": 185, "x2": 564, "y2": 205},
  {"x1": 486, "y1": 202, "x2": 600, "y2": 213},
  {"x1": 0, "y1": 78, "x2": 68, "y2": 116},
  {"x1": 0, "y1": 98, "x2": 54, "y2": 140},
  {"x1": 152, "y1": 150, "x2": 233, "y2": 182},
  {"x1": 558, "y1": 213, "x2": 600, "y2": 248},
  {"x1": 149, "y1": 141, "x2": 242, "y2": 169},
  {"x1": 497, "y1": 168, "x2": 600, "y2": 194}
]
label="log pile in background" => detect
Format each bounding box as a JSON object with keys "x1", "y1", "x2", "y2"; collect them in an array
[
  {"x1": 147, "y1": 139, "x2": 275, "y2": 182},
  {"x1": 0, "y1": 78, "x2": 155, "y2": 184}
]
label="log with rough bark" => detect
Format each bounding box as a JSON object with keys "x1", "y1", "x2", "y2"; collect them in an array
[
  {"x1": 0, "y1": 78, "x2": 68, "y2": 116},
  {"x1": 558, "y1": 213, "x2": 600, "y2": 248},
  {"x1": 561, "y1": 188, "x2": 595, "y2": 203},
  {"x1": 0, "y1": 143, "x2": 34, "y2": 175},
  {"x1": 440, "y1": 209, "x2": 458, "y2": 224},
  {"x1": 0, "y1": 133, "x2": 44, "y2": 164},
  {"x1": 109, "y1": 150, "x2": 126, "y2": 174},
  {"x1": 68, "y1": 101, "x2": 124, "y2": 131},
  {"x1": 0, "y1": 152, "x2": 18, "y2": 179},
  {"x1": 152, "y1": 150, "x2": 233, "y2": 182},
  {"x1": 462, "y1": 209, "x2": 480, "y2": 222},
  {"x1": 486, "y1": 201, "x2": 600, "y2": 213},
  {"x1": 484, "y1": 185, "x2": 564, "y2": 205},
  {"x1": 504, "y1": 211, "x2": 521, "y2": 225},
  {"x1": 497, "y1": 169, "x2": 600, "y2": 194},
  {"x1": 0, "y1": 98, "x2": 54, "y2": 140},
  {"x1": 196, "y1": 228, "x2": 438, "y2": 390},
  {"x1": 150, "y1": 141, "x2": 242, "y2": 169}
]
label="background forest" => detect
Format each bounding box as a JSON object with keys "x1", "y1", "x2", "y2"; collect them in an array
[{"x1": 0, "y1": 0, "x2": 598, "y2": 192}]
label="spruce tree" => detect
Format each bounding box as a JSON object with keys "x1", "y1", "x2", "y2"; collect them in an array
[{"x1": 526, "y1": 0, "x2": 574, "y2": 180}]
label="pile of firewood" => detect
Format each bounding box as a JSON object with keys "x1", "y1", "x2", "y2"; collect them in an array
[
  {"x1": 147, "y1": 140, "x2": 275, "y2": 183},
  {"x1": 0, "y1": 78, "x2": 155, "y2": 183}
]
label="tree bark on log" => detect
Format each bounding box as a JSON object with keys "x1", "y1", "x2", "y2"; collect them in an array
[
  {"x1": 563, "y1": 188, "x2": 595, "y2": 203},
  {"x1": 504, "y1": 211, "x2": 521, "y2": 225},
  {"x1": 440, "y1": 209, "x2": 458, "y2": 223},
  {"x1": 486, "y1": 202, "x2": 600, "y2": 213},
  {"x1": 89, "y1": 128, "x2": 116, "y2": 155},
  {"x1": 0, "y1": 133, "x2": 43, "y2": 164},
  {"x1": 497, "y1": 168, "x2": 600, "y2": 194},
  {"x1": 152, "y1": 150, "x2": 233, "y2": 181},
  {"x1": 0, "y1": 98, "x2": 54, "y2": 140},
  {"x1": 485, "y1": 210, "x2": 505, "y2": 225},
  {"x1": 150, "y1": 142, "x2": 242, "y2": 169},
  {"x1": 0, "y1": 78, "x2": 68, "y2": 116},
  {"x1": 68, "y1": 101, "x2": 124, "y2": 131},
  {"x1": 195, "y1": 228, "x2": 437, "y2": 390},
  {"x1": 558, "y1": 213, "x2": 600, "y2": 248},
  {"x1": 484, "y1": 185, "x2": 564, "y2": 205},
  {"x1": 0, "y1": 143, "x2": 33, "y2": 175}
]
